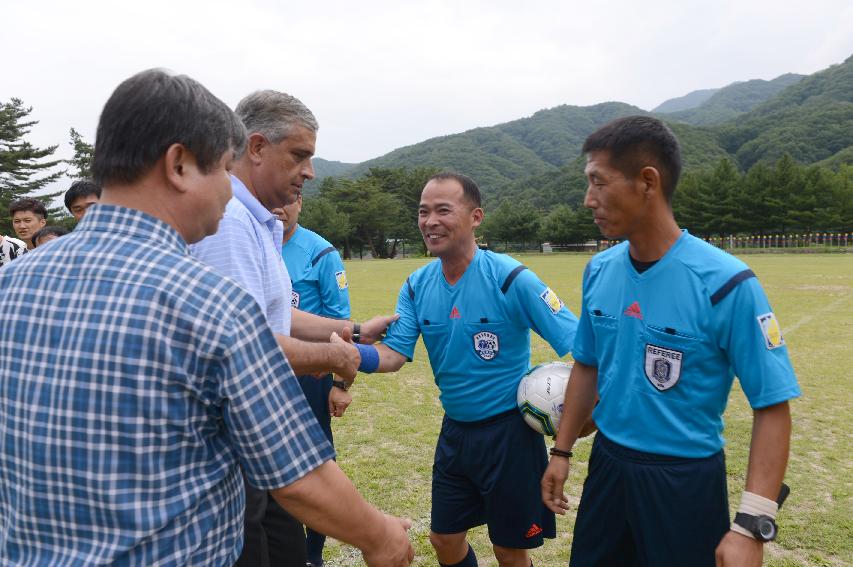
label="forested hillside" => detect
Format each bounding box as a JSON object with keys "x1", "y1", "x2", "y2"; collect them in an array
[
  {"x1": 304, "y1": 158, "x2": 356, "y2": 195},
  {"x1": 652, "y1": 88, "x2": 719, "y2": 113},
  {"x1": 657, "y1": 73, "x2": 805, "y2": 126},
  {"x1": 344, "y1": 102, "x2": 644, "y2": 192},
  {"x1": 718, "y1": 56, "x2": 853, "y2": 169},
  {"x1": 489, "y1": 121, "x2": 732, "y2": 209}
]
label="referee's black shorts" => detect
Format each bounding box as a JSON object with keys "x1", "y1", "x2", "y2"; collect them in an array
[
  {"x1": 431, "y1": 409, "x2": 556, "y2": 549},
  {"x1": 570, "y1": 432, "x2": 730, "y2": 567}
]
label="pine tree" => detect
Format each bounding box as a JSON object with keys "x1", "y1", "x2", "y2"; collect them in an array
[
  {"x1": 67, "y1": 127, "x2": 94, "y2": 179},
  {"x1": 0, "y1": 98, "x2": 63, "y2": 232}
]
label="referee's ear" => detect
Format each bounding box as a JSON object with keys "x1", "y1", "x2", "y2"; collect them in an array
[
  {"x1": 639, "y1": 165, "x2": 663, "y2": 202},
  {"x1": 470, "y1": 206, "x2": 484, "y2": 229}
]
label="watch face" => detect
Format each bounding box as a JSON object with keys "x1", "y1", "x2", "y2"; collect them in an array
[{"x1": 757, "y1": 517, "x2": 777, "y2": 541}]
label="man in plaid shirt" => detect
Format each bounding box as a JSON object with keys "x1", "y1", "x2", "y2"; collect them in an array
[{"x1": 0, "y1": 69, "x2": 413, "y2": 567}]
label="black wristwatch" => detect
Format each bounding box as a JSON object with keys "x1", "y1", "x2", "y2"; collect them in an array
[
  {"x1": 733, "y1": 482, "x2": 790, "y2": 542},
  {"x1": 332, "y1": 379, "x2": 351, "y2": 391},
  {"x1": 733, "y1": 513, "x2": 778, "y2": 542},
  {"x1": 352, "y1": 323, "x2": 361, "y2": 344}
]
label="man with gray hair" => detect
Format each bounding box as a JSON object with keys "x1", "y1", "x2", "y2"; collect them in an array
[{"x1": 192, "y1": 90, "x2": 395, "y2": 566}]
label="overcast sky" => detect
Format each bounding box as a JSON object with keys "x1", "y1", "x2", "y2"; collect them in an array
[{"x1": 3, "y1": 0, "x2": 852, "y2": 184}]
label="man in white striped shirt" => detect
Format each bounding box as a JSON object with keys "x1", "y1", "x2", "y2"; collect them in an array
[{"x1": 191, "y1": 90, "x2": 397, "y2": 567}]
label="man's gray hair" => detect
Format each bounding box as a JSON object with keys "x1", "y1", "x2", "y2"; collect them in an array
[{"x1": 235, "y1": 90, "x2": 318, "y2": 143}]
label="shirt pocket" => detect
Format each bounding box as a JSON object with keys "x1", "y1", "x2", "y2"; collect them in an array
[
  {"x1": 420, "y1": 321, "x2": 449, "y2": 347},
  {"x1": 640, "y1": 324, "x2": 700, "y2": 395},
  {"x1": 589, "y1": 309, "x2": 619, "y2": 364},
  {"x1": 419, "y1": 320, "x2": 448, "y2": 361}
]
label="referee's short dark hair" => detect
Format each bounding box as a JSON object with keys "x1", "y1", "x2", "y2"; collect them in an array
[
  {"x1": 582, "y1": 116, "x2": 682, "y2": 202},
  {"x1": 427, "y1": 172, "x2": 482, "y2": 209},
  {"x1": 92, "y1": 69, "x2": 247, "y2": 187},
  {"x1": 64, "y1": 179, "x2": 101, "y2": 211}
]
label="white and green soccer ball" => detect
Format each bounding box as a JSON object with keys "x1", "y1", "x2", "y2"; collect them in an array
[{"x1": 517, "y1": 361, "x2": 571, "y2": 436}]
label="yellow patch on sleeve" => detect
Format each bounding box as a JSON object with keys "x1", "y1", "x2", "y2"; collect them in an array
[
  {"x1": 335, "y1": 270, "x2": 348, "y2": 290},
  {"x1": 757, "y1": 312, "x2": 785, "y2": 350},
  {"x1": 539, "y1": 287, "x2": 564, "y2": 314}
]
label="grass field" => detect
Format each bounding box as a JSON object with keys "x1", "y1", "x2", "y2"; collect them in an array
[{"x1": 321, "y1": 253, "x2": 852, "y2": 566}]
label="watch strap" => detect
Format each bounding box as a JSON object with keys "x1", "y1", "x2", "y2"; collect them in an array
[{"x1": 332, "y1": 379, "x2": 351, "y2": 391}]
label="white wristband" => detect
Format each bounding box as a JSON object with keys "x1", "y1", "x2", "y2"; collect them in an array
[{"x1": 730, "y1": 491, "x2": 779, "y2": 539}]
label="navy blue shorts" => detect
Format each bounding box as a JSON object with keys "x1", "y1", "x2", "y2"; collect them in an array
[
  {"x1": 570, "y1": 433, "x2": 730, "y2": 567},
  {"x1": 431, "y1": 409, "x2": 556, "y2": 549}
]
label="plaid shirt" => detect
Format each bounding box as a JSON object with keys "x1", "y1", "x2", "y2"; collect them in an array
[{"x1": 0, "y1": 205, "x2": 333, "y2": 566}]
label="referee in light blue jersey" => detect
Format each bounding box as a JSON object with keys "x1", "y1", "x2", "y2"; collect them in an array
[
  {"x1": 541, "y1": 116, "x2": 801, "y2": 567},
  {"x1": 274, "y1": 193, "x2": 351, "y2": 567},
  {"x1": 360, "y1": 172, "x2": 580, "y2": 567}
]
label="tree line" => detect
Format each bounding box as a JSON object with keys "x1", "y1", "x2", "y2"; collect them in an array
[
  {"x1": 674, "y1": 156, "x2": 853, "y2": 237},
  {"x1": 301, "y1": 156, "x2": 853, "y2": 256}
]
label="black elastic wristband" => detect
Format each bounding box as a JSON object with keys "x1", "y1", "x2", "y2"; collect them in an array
[
  {"x1": 352, "y1": 323, "x2": 361, "y2": 343},
  {"x1": 332, "y1": 379, "x2": 350, "y2": 391},
  {"x1": 549, "y1": 447, "x2": 573, "y2": 458}
]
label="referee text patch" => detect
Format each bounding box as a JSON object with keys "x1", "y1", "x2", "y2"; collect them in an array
[{"x1": 644, "y1": 344, "x2": 683, "y2": 391}]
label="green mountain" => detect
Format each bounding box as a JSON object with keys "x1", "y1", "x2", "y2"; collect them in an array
[
  {"x1": 342, "y1": 102, "x2": 645, "y2": 193},
  {"x1": 718, "y1": 56, "x2": 853, "y2": 169},
  {"x1": 815, "y1": 146, "x2": 853, "y2": 169},
  {"x1": 309, "y1": 55, "x2": 851, "y2": 207},
  {"x1": 652, "y1": 88, "x2": 719, "y2": 113},
  {"x1": 490, "y1": 121, "x2": 732, "y2": 209},
  {"x1": 304, "y1": 157, "x2": 356, "y2": 196},
  {"x1": 658, "y1": 73, "x2": 805, "y2": 126}
]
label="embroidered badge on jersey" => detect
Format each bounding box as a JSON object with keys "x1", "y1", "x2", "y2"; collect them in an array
[
  {"x1": 644, "y1": 344, "x2": 683, "y2": 391},
  {"x1": 449, "y1": 306, "x2": 461, "y2": 319},
  {"x1": 291, "y1": 290, "x2": 300, "y2": 308},
  {"x1": 539, "y1": 287, "x2": 563, "y2": 314},
  {"x1": 757, "y1": 312, "x2": 785, "y2": 350},
  {"x1": 335, "y1": 270, "x2": 348, "y2": 290},
  {"x1": 473, "y1": 331, "x2": 499, "y2": 360}
]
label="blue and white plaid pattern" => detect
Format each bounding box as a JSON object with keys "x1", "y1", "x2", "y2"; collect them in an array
[
  {"x1": 0, "y1": 205, "x2": 333, "y2": 566},
  {"x1": 191, "y1": 176, "x2": 292, "y2": 336}
]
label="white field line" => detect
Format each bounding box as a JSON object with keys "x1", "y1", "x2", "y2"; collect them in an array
[{"x1": 784, "y1": 293, "x2": 851, "y2": 336}]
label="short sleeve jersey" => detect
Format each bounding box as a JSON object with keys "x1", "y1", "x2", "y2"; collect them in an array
[
  {"x1": 191, "y1": 176, "x2": 293, "y2": 336},
  {"x1": 281, "y1": 225, "x2": 350, "y2": 319},
  {"x1": 573, "y1": 231, "x2": 801, "y2": 458},
  {"x1": 383, "y1": 249, "x2": 579, "y2": 421}
]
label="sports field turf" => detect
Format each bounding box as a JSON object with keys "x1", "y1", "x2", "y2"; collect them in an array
[{"x1": 322, "y1": 252, "x2": 852, "y2": 566}]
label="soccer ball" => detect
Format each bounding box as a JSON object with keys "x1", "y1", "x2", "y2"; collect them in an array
[{"x1": 517, "y1": 361, "x2": 571, "y2": 436}]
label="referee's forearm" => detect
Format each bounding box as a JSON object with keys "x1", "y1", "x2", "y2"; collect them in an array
[{"x1": 744, "y1": 401, "x2": 792, "y2": 501}]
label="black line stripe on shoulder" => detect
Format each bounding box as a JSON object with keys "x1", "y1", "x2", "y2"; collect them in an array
[
  {"x1": 710, "y1": 269, "x2": 756, "y2": 306},
  {"x1": 406, "y1": 277, "x2": 415, "y2": 300},
  {"x1": 311, "y1": 246, "x2": 337, "y2": 266},
  {"x1": 500, "y1": 265, "x2": 528, "y2": 294}
]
